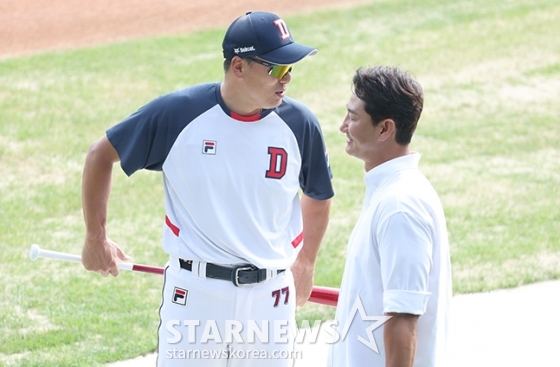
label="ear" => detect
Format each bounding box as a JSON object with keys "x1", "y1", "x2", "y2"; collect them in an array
[
  {"x1": 377, "y1": 119, "x2": 396, "y2": 142},
  {"x1": 230, "y1": 56, "x2": 245, "y2": 78}
]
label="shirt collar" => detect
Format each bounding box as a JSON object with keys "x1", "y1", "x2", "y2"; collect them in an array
[{"x1": 364, "y1": 152, "x2": 421, "y2": 188}]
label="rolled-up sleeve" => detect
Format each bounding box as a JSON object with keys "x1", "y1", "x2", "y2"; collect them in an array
[
  {"x1": 378, "y1": 211, "x2": 434, "y2": 315},
  {"x1": 383, "y1": 290, "x2": 431, "y2": 315}
]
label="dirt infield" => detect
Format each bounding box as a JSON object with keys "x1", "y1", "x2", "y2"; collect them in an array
[{"x1": 0, "y1": 0, "x2": 368, "y2": 58}]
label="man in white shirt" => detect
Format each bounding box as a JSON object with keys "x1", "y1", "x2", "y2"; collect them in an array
[{"x1": 329, "y1": 66, "x2": 452, "y2": 367}]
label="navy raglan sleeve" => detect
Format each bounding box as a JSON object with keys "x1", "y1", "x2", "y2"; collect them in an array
[
  {"x1": 106, "y1": 84, "x2": 218, "y2": 176},
  {"x1": 106, "y1": 94, "x2": 180, "y2": 176},
  {"x1": 278, "y1": 98, "x2": 335, "y2": 201}
]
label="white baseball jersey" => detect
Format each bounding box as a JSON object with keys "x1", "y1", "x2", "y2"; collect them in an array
[
  {"x1": 329, "y1": 153, "x2": 451, "y2": 367},
  {"x1": 107, "y1": 82, "x2": 334, "y2": 270}
]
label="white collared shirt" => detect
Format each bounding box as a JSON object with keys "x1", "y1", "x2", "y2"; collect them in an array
[{"x1": 329, "y1": 153, "x2": 452, "y2": 367}]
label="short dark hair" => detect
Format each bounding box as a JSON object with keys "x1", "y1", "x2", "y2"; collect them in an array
[
  {"x1": 223, "y1": 58, "x2": 232, "y2": 73},
  {"x1": 352, "y1": 66, "x2": 424, "y2": 145}
]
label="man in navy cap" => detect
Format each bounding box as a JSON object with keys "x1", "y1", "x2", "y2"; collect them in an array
[{"x1": 80, "y1": 11, "x2": 334, "y2": 366}]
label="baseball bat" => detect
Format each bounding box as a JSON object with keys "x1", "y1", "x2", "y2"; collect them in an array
[
  {"x1": 29, "y1": 244, "x2": 339, "y2": 306},
  {"x1": 29, "y1": 244, "x2": 164, "y2": 275},
  {"x1": 309, "y1": 286, "x2": 339, "y2": 307}
]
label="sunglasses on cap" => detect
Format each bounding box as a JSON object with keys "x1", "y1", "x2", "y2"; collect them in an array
[{"x1": 249, "y1": 58, "x2": 293, "y2": 79}]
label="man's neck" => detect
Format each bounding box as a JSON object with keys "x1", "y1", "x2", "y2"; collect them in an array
[{"x1": 220, "y1": 80, "x2": 261, "y2": 116}]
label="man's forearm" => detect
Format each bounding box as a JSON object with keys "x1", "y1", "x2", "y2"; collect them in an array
[
  {"x1": 82, "y1": 135, "x2": 119, "y2": 240},
  {"x1": 384, "y1": 313, "x2": 419, "y2": 367},
  {"x1": 292, "y1": 195, "x2": 331, "y2": 305},
  {"x1": 298, "y1": 195, "x2": 331, "y2": 263}
]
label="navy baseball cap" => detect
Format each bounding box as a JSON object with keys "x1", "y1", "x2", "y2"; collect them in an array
[{"x1": 222, "y1": 11, "x2": 318, "y2": 65}]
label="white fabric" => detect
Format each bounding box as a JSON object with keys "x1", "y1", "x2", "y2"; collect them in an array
[{"x1": 329, "y1": 153, "x2": 452, "y2": 367}]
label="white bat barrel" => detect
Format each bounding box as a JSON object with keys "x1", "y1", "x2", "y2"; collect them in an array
[
  {"x1": 30, "y1": 244, "x2": 81, "y2": 263},
  {"x1": 29, "y1": 244, "x2": 134, "y2": 271}
]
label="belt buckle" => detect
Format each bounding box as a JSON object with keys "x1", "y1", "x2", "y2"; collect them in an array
[{"x1": 232, "y1": 265, "x2": 256, "y2": 287}]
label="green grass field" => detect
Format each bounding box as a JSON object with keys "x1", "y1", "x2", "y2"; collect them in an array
[{"x1": 1, "y1": 0, "x2": 559, "y2": 365}]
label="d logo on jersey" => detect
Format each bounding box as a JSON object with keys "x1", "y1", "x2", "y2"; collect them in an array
[
  {"x1": 266, "y1": 147, "x2": 288, "y2": 179},
  {"x1": 172, "y1": 287, "x2": 188, "y2": 306}
]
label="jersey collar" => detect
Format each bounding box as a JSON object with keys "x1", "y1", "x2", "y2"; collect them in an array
[{"x1": 216, "y1": 83, "x2": 273, "y2": 123}]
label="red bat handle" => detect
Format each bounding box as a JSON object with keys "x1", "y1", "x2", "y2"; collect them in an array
[
  {"x1": 131, "y1": 264, "x2": 165, "y2": 275},
  {"x1": 309, "y1": 286, "x2": 339, "y2": 307}
]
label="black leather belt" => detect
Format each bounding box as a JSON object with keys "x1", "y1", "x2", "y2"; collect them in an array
[{"x1": 179, "y1": 259, "x2": 285, "y2": 287}]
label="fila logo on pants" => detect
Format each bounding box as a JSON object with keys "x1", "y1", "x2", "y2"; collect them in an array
[{"x1": 172, "y1": 287, "x2": 188, "y2": 306}]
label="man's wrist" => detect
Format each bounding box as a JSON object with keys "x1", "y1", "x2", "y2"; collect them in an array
[{"x1": 85, "y1": 229, "x2": 107, "y2": 244}]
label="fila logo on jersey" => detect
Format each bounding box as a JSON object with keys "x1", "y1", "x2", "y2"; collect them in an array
[
  {"x1": 202, "y1": 140, "x2": 216, "y2": 155},
  {"x1": 172, "y1": 287, "x2": 188, "y2": 306}
]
